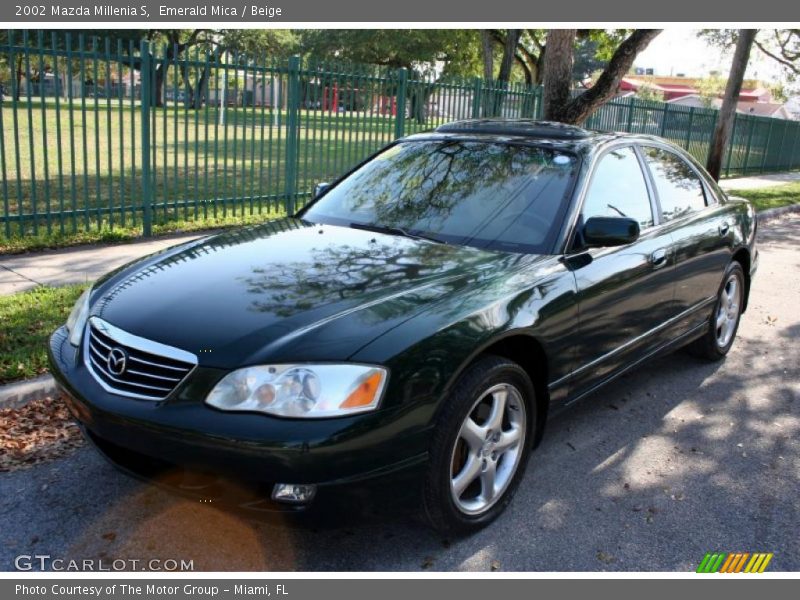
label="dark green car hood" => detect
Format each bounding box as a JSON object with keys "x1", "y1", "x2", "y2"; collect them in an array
[{"x1": 90, "y1": 219, "x2": 536, "y2": 368}]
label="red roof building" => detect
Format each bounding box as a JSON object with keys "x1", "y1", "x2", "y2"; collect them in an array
[{"x1": 615, "y1": 77, "x2": 772, "y2": 103}]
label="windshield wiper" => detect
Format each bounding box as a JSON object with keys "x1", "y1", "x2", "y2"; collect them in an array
[{"x1": 349, "y1": 222, "x2": 447, "y2": 245}]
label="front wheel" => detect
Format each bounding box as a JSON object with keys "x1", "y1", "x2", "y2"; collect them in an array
[
  {"x1": 687, "y1": 262, "x2": 745, "y2": 360},
  {"x1": 422, "y1": 355, "x2": 535, "y2": 534}
]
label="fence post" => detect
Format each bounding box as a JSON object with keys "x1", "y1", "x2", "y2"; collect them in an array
[
  {"x1": 471, "y1": 77, "x2": 482, "y2": 119},
  {"x1": 776, "y1": 120, "x2": 789, "y2": 171},
  {"x1": 684, "y1": 107, "x2": 694, "y2": 150},
  {"x1": 625, "y1": 98, "x2": 635, "y2": 131},
  {"x1": 394, "y1": 68, "x2": 408, "y2": 139},
  {"x1": 790, "y1": 122, "x2": 800, "y2": 171},
  {"x1": 724, "y1": 112, "x2": 738, "y2": 179},
  {"x1": 535, "y1": 87, "x2": 544, "y2": 119},
  {"x1": 659, "y1": 103, "x2": 669, "y2": 137},
  {"x1": 140, "y1": 41, "x2": 152, "y2": 237},
  {"x1": 760, "y1": 119, "x2": 773, "y2": 174},
  {"x1": 284, "y1": 55, "x2": 301, "y2": 215},
  {"x1": 743, "y1": 117, "x2": 755, "y2": 174},
  {"x1": 704, "y1": 110, "x2": 718, "y2": 167}
]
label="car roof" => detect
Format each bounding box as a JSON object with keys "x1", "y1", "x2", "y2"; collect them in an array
[
  {"x1": 402, "y1": 119, "x2": 686, "y2": 156},
  {"x1": 400, "y1": 119, "x2": 621, "y2": 151},
  {"x1": 435, "y1": 119, "x2": 595, "y2": 139}
]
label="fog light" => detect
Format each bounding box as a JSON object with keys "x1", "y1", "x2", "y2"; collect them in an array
[{"x1": 271, "y1": 483, "x2": 317, "y2": 504}]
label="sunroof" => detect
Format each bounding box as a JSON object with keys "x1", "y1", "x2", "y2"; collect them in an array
[{"x1": 435, "y1": 119, "x2": 592, "y2": 140}]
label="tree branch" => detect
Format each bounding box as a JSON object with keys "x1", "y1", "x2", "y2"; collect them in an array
[
  {"x1": 754, "y1": 37, "x2": 800, "y2": 74},
  {"x1": 560, "y1": 29, "x2": 662, "y2": 124},
  {"x1": 513, "y1": 51, "x2": 532, "y2": 85}
]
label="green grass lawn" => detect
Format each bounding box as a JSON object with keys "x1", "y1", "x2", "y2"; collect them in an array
[
  {"x1": 725, "y1": 181, "x2": 800, "y2": 212},
  {"x1": 0, "y1": 100, "x2": 424, "y2": 246},
  {"x1": 0, "y1": 283, "x2": 88, "y2": 384}
]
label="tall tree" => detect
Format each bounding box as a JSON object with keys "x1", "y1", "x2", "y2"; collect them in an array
[
  {"x1": 707, "y1": 29, "x2": 757, "y2": 181},
  {"x1": 542, "y1": 29, "x2": 662, "y2": 124}
]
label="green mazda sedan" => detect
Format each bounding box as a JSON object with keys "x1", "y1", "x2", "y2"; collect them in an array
[{"x1": 49, "y1": 119, "x2": 758, "y2": 533}]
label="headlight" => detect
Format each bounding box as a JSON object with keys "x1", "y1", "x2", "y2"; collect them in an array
[
  {"x1": 65, "y1": 287, "x2": 91, "y2": 346},
  {"x1": 205, "y1": 364, "x2": 387, "y2": 418}
]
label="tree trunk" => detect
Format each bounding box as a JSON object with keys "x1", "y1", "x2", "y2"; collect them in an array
[
  {"x1": 410, "y1": 82, "x2": 431, "y2": 124},
  {"x1": 707, "y1": 29, "x2": 757, "y2": 181},
  {"x1": 542, "y1": 30, "x2": 577, "y2": 121},
  {"x1": 193, "y1": 64, "x2": 209, "y2": 110},
  {"x1": 514, "y1": 53, "x2": 532, "y2": 85},
  {"x1": 480, "y1": 30, "x2": 494, "y2": 82},
  {"x1": 518, "y1": 42, "x2": 543, "y2": 86},
  {"x1": 493, "y1": 29, "x2": 523, "y2": 115},
  {"x1": 178, "y1": 59, "x2": 208, "y2": 110},
  {"x1": 497, "y1": 29, "x2": 522, "y2": 83},
  {"x1": 153, "y1": 62, "x2": 167, "y2": 107},
  {"x1": 14, "y1": 55, "x2": 23, "y2": 101},
  {"x1": 543, "y1": 29, "x2": 661, "y2": 124},
  {"x1": 179, "y1": 61, "x2": 194, "y2": 108},
  {"x1": 480, "y1": 30, "x2": 495, "y2": 118},
  {"x1": 533, "y1": 42, "x2": 545, "y2": 86},
  {"x1": 152, "y1": 36, "x2": 183, "y2": 107}
]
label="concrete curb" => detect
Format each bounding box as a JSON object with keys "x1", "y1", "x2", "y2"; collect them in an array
[
  {"x1": 757, "y1": 203, "x2": 800, "y2": 224},
  {"x1": 0, "y1": 374, "x2": 57, "y2": 409}
]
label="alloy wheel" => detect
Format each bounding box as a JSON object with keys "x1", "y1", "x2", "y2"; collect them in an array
[
  {"x1": 449, "y1": 383, "x2": 527, "y2": 515},
  {"x1": 715, "y1": 273, "x2": 742, "y2": 348}
]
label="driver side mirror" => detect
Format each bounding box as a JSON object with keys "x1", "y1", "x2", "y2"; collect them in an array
[
  {"x1": 583, "y1": 216, "x2": 640, "y2": 247},
  {"x1": 314, "y1": 182, "x2": 331, "y2": 198}
]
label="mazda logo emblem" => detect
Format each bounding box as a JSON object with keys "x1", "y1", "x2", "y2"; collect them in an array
[{"x1": 107, "y1": 347, "x2": 128, "y2": 376}]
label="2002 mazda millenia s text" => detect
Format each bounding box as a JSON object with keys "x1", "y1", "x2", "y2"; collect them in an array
[{"x1": 49, "y1": 120, "x2": 758, "y2": 533}]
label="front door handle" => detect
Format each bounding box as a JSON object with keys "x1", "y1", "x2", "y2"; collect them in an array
[
  {"x1": 650, "y1": 248, "x2": 669, "y2": 268},
  {"x1": 719, "y1": 222, "x2": 730, "y2": 236}
]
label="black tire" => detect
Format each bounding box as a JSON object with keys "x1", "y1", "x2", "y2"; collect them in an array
[
  {"x1": 422, "y1": 355, "x2": 536, "y2": 534},
  {"x1": 687, "y1": 262, "x2": 745, "y2": 361}
]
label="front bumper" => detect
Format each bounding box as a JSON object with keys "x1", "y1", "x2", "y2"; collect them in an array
[{"x1": 48, "y1": 326, "x2": 430, "y2": 513}]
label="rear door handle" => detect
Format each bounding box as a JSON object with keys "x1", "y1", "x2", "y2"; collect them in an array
[
  {"x1": 719, "y1": 222, "x2": 730, "y2": 236},
  {"x1": 650, "y1": 248, "x2": 669, "y2": 268}
]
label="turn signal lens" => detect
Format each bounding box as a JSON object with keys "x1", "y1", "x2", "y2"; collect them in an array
[{"x1": 341, "y1": 371, "x2": 385, "y2": 408}]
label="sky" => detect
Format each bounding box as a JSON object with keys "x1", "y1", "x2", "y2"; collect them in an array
[{"x1": 633, "y1": 29, "x2": 786, "y2": 83}]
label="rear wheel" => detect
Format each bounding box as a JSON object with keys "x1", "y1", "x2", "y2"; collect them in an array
[
  {"x1": 687, "y1": 262, "x2": 745, "y2": 360},
  {"x1": 422, "y1": 355, "x2": 535, "y2": 534}
]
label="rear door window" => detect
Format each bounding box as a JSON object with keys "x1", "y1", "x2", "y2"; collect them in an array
[{"x1": 642, "y1": 146, "x2": 707, "y2": 221}]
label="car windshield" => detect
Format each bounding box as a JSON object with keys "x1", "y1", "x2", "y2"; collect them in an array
[{"x1": 300, "y1": 140, "x2": 579, "y2": 254}]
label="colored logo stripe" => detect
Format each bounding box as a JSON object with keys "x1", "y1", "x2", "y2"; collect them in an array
[{"x1": 696, "y1": 552, "x2": 774, "y2": 573}]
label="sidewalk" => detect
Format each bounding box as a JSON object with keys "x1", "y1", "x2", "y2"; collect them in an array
[
  {"x1": 0, "y1": 232, "x2": 203, "y2": 296},
  {"x1": 719, "y1": 170, "x2": 800, "y2": 190}
]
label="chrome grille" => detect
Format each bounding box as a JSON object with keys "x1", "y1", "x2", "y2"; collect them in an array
[{"x1": 84, "y1": 317, "x2": 197, "y2": 400}]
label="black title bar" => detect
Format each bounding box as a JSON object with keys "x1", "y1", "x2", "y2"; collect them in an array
[{"x1": 1, "y1": 0, "x2": 797, "y2": 23}]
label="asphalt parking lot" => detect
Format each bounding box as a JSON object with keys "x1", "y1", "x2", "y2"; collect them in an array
[{"x1": 1, "y1": 214, "x2": 798, "y2": 572}]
